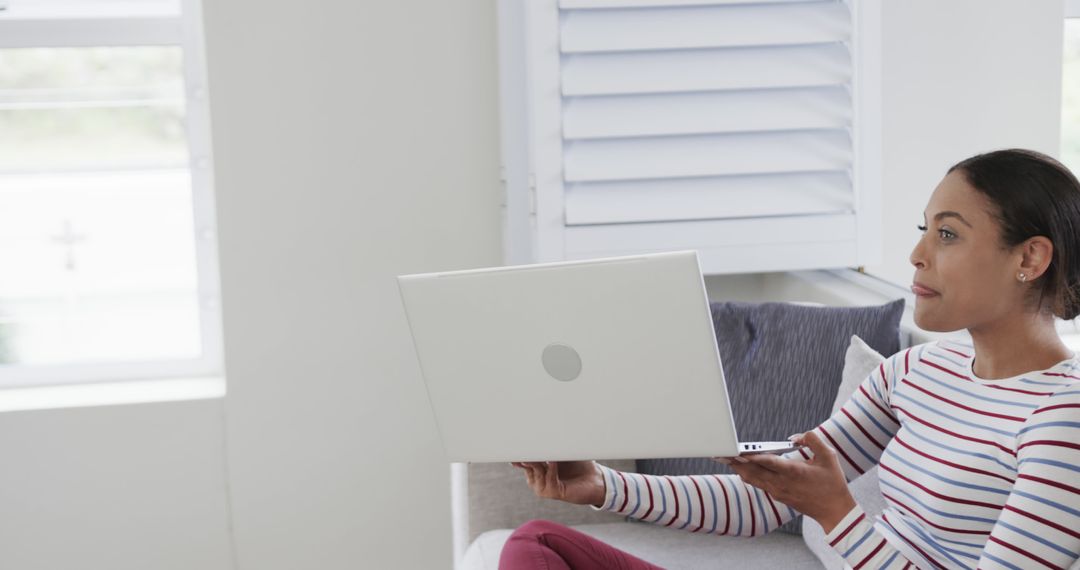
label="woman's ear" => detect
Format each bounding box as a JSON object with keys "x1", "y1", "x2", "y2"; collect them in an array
[{"x1": 1017, "y1": 236, "x2": 1054, "y2": 282}]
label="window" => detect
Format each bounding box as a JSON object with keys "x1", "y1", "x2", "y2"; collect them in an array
[
  {"x1": 498, "y1": 0, "x2": 882, "y2": 274},
  {"x1": 0, "y1": 0, "x2": 222, "y2": 387},
  {"x1": 1063, "y1": 0, "x2": 1080, "y2": 174},
  {"x1": 1063, "y1": 1, "x2": 1080, "y2": 343}
]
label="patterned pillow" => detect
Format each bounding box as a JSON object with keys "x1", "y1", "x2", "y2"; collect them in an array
[{"x1": 635, "y1": 299, "x2": 904, "y2": 534}]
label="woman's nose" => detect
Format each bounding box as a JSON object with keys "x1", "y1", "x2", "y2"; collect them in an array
[{"x1": 910, "y1": 237, "x2": 926, "y2": 269}]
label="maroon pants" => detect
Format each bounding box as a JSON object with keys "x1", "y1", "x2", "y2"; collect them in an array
[{"x1": 498, "y1": 519, "x2": 666, "y2": 570}]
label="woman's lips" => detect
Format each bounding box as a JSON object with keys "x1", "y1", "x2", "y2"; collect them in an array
[{"x1": 911, "y1": 282, "x2": 940, "y2": 297}]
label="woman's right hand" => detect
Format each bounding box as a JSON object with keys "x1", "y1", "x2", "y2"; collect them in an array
[{"x1": 511, "y1": 460, "x2": 606, "y2": 507}]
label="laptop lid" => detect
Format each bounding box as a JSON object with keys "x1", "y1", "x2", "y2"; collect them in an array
[{"x1": 397, "y1": 250, "x2": 740, "y2": 463}]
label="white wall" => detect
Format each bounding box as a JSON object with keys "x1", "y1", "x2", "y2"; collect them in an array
[
  {"x1": 0, "y1": 3, "x2": 1065, "y2": 570},
  {"x1": 202, "y1": 1, "x2": 500, "y2": 569},
  {"x1": 0, "y1": 399, "x2": 234, "y2": 570},
  {"x1": 865, "y1": 0, "x2": 1066, "y2": 286}
]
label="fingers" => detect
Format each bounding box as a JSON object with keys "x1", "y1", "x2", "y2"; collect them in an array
[
  {"x1": 799, "y1": 430, "x2": 836, "y2": 463},
  {"x1": 515, "y1": 462, "x2": 543, "y2": 492},
  {"x1": 739, "y1": 453, "x2": 795, "y2": 473},
  {"x1": 730, "y1": 461, "x2": 778, "y2": 490},
  {"x1": 514, "y1": 462, "x2": 562, "y2": 498},
  {"x1": 544, "y1": 461, "x2": 561, "y2": 495}
]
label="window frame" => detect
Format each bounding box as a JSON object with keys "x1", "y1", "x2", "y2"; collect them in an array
[
  {"x1": 1068, "y1": 0, "x2": 1080, "y2": 19},
  {"x1": 0, "y1": 0, "x2": 224, "y2": 389}
]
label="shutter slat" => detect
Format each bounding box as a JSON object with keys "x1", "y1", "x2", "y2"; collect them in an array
[
  {"x1": 561, "y1": 0, "x2": 822, "y2": 8},
  {"x1": 564, "y1": 171, "x2": 852, "y2": 225},
  {"x1": 561, "y1": 43, "x2": 851, "y2": 96},
  {"x1": 560, "y1": 3, "x2": 850, "y2": 54},
  {"x1": 564, "y1": 213, "x2": 857, "y2": 253},
  {"x1": 562, "y1": 87, "x2": 850, "y2": 139},
  {"x1": 563, "y1": 130, "x2": 851, "y2": 182}
]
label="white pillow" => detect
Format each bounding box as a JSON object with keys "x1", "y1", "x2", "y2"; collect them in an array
[{"x1": 802, "y1": 334, "x2": 888, "y2": 570}]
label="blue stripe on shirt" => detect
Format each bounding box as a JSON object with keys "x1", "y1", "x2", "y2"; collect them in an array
[
  {"x1": 994, "y1": 518, "x2": 1078, "y2": 558},
  {"x1": 706, "y1": 477, "x2": 719, "y2": 534},
  {"x1": 829, "y1": 418, "x2": 879, "y2": 465},
  {"x1": 842, "y1": 528, "x2": 875, "y2": 558},
  {"x1": 752, "y1": 488, "x2": 770, "y2": 534},
  {"x1": 902, "y1": 423, "x2": 1016, "y2": 472},
  {"x1": 677, "y1": 479, "x2": 694, "y2": 530},
  {"x1": 893, "y1": 391, "x2": 1018, "y2": 438},
  {"x1": 627, "y1": 474, "x2": 642, "y2": 518},
  {"x1": 910, "y1": 369, "x2": 1039, "y2": 410},
  {"x1": 1017, "y1": 421, "x2": 1080, "y2": 436},
  {"x1": 884, "y1": 449, "x2": 1010, "y2": 496}
]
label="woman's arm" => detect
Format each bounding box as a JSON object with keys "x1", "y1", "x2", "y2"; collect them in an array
[
  {"x1": 592, "y1": 348, "x2": 909, "y2": 537},
  {"x1": 976, "y1": 387, "x2": 1080, "y2": 569}
]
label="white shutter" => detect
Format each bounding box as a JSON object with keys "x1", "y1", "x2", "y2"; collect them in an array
[{"x1": 499, "y1": 0, "x2": 882, "y2": 273}]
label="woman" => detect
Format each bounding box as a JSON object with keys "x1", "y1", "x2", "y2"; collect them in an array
[{"x1": 502, "y1": 149, "x2": 1080, "y2": 570}]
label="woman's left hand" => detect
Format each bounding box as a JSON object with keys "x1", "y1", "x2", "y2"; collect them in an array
[{"x1": 726, "y1": 430, "x2": 857, "y2": 533}]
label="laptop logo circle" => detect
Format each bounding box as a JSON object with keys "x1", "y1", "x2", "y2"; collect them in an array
[{"x1": 541, "y1": 343, "x2": 582, "y2": 382}]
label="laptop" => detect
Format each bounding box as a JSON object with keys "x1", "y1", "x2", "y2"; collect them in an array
[{"x1": 397, "y1": 250, "x2": 798, "y2": 463}]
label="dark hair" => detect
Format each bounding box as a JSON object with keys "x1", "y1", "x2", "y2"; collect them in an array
[{"x1": 948, "y1": 149, "x2": 1080, "y2": 320}]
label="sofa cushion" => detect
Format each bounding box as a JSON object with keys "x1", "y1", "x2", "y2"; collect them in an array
[
  {"x1": 636, "y1": 299, "x2": 905, "y2": 534},
  {"x1": 802, "y1": 334, "x2": 889, "y2": 569},
  {"x1": 461, "y1": 522, "x2": 824, "y2": 570}
]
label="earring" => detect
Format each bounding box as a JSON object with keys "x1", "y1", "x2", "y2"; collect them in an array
[{"x1": 1018, "y1": 273, "x2": 1027, "y2": 282}]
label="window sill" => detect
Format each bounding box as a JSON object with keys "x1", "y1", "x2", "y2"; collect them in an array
[{"x1": 0, "y1": 375, "x2": 224, "y2": 413}]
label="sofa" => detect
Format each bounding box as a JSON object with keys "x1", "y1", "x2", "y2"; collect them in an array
[{"x1": 457, "y1": 288, "x2": 912, "y2": 570}]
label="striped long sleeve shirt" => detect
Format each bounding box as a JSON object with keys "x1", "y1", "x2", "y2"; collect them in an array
[{"x1": 593, "y1": 340, "x2": 1080, "y2": 570}]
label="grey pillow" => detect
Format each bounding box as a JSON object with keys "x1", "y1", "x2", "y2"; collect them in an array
[{"x1": 634, "y1": 298, "x2": 904, "y2": 534}]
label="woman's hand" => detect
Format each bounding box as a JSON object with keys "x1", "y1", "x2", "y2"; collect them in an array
[
  {"x1": 511, "y1": 460, "x2": 606, "y2": 507},
  {"x1": 726, "y1": 431, "x2": 856, "y2": 533}
]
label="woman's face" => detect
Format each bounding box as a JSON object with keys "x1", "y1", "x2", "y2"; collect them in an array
[{"x1": 909, "y1": 170, "x2": 1023, "y2": 332}]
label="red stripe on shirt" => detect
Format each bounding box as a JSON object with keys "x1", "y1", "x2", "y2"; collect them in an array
[
  {"x1": 883, "y1": 513, "x2": 947, "y2": 570},
  {"x1": 829, "y1": 512, "x2": 866, "y2": 546},
  {"x1": 878, "y1": 462, "x2": 1002, "y2": 509},
  {"x1": 920, "y1": 358, "x2": 969, "y2": 380},
  {"x1": 842, "y1": 407, "x2": 886, "y2": 449},
  {"x1": 941, "y1": 346, "x2": 971, "y2": 359},
  {"x1": 891, "y1": 404, "x2": 1017, "y2": 456},
  {"x1": 1003, "y1": 503, "x2": 1080, "y2": 540},
  {"x1": 617, "y1": 470, "x2": 630, "y2": 512},
  {"x1": 744, "y1": 486, "x2": 757, "y2": 536},
  {"x1": 713, "y1": 475, "x2": 731, "y2": 535},
  {"x1": 893, "y1": 433, "x2": 1015, "y2": 483},
  {"x1": 987, "y1": 535, "x2": 1060, "y2": 569},
  {"x1": 859, "y1": 385, "x2": 899, "y2": 425},
  {"x1": 763, "y1": 491, "x2": 783, "y2": 528},
  {"x1": 690, "y1": 477, "x2": 706, "y2": 533},
  {"x1": 641, "y1": 477, "x2": 656, "y2": 522},
  {"x1": 829, "y1": 509, "x2": 864, "y2": 546},
  {"x1": 1032, "y1": 403, "x2": 1080, "y2": 415},
  {"x1": 853, "y1": 538, "x2": 888, "y2": 570},
  {"x1": 1017, "y1": 439, "x2": 1080, "y2": 453},
  {"x1": 1017, "y1": 473, "x2": 1080, "y2": 497},
  {"x1": 900, "y1": 378, "x2": 1027, "y2": 422},
  {"x1": 921, "y1": 358, "x2": 1052, "y2": 395},
  {"x1": 663, "y1": 476, "x2": 680, "y2": 527},
  {"x1": 882, "y1": 491, "x2": 991, "y2": 535},
  {"x1": 818, "y1": 426, "x2": 866, "y2": 474},
  {"x1": 1042, "y1": 371, "x2": 1080, "y2": 381}
]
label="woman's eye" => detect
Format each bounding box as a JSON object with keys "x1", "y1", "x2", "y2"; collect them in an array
[
  {"x1": 938, "y1": 229, "x2": 956, "y2": 240},
  {"x1": 916, "y1": 224, "x2": 928, "y2": 232}
]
